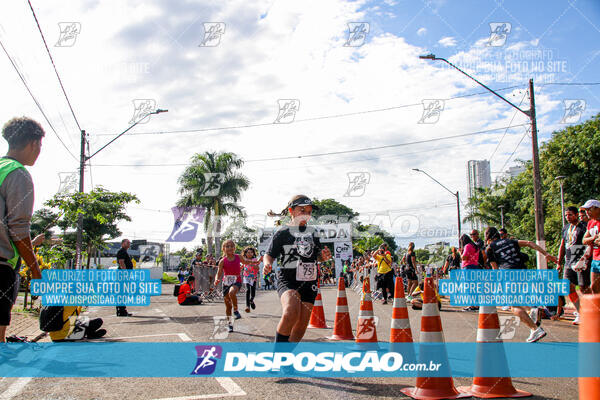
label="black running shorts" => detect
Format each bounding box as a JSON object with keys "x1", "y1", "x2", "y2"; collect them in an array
[
  {"x1": 564, "y1": 267, "x2": 590, "y2": 288},
  {"x1": 276, "y1": 268, "x2": 319, "y2": 304},
  {"x1": 0, "y1": 264, "x2": 17, "y2": 326}
]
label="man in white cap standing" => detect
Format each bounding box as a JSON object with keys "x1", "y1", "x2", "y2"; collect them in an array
[{"x1": 581, "y1": 199, "x2": 600, "y2": 294}]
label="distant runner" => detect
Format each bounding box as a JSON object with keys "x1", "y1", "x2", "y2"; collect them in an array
[
  {"x1": 241, "y1": 246, "x2": 259, "y2": 313},
  {"x1": 214, "y1": 239, "x2": 260, "y2": 332},
  {"x1": 263, "y1": 195, "x2": 332, "y2": 343}
]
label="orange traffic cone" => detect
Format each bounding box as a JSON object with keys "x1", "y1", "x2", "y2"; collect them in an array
[
  {"x1": 390, "y1": 276, "x2": 413, "y2": 343},
  {"x1": 579, "y1": 294, "x2": 600, "y2": 400},
  {"x1": 457, "y1": 306, "x2": 531, "y2": 398},
  {"x1": 308, "y1": 280, "x2": 329, "y2": 329},
  {"x1": 355, "y1": 277, "x2": 378, "y2": 343},
  {"x1": 328, "y1": 277, "x2": 354, "y2": 340},
  {"x1": 401, "y1": 277, "x2": 468, "y2": 400}
]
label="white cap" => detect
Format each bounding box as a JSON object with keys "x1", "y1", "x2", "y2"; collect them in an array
[{"x1": 581, "y1": 199, "x2": 600, "y2": 209}]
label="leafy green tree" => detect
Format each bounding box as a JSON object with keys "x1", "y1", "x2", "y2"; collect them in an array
[
  {"x1": 177, "y1": 151, "x2": 249, "y2": 257},
  {"x1": 221, "y1": 217, "x2": 259, "y2": 251},
  {"x1": 30, "y1": 209, "x2": 59, "y2": 239},
  {"x1": 415, "y1": 248, "x2": 431, "y2": 264},
  {"x1": 464, "y1": 113, "x2": 600, "y2": 262},
  {"x1": 45, "y1": 186, "x2": 139, "y2": 268}
]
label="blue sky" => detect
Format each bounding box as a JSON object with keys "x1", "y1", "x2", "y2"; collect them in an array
[{"x1": 0, "y1": 0, "x2": 598, "y2": 250}]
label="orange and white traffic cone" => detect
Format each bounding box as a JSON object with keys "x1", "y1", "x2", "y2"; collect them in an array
[
  {"x1": 401, "y1": 277, "x2": 468, "y2": 400},
  {"x1": 390, "y1": 276, "x2": 416, "y2": 363},
  {"x1": 355, "y1": 277, "x2": 378, "y2": 343},
  {"x1": 579, "y1": 294, "x2": 600, "y2": 400},
  {"x1": 308, "y1": 280, "x2": 329, "y2": 329},
  {"x1": 457, "y1": 306, "x2": 531, "y2": 398},
  {"x1": 328, "y1": 277, "x2": 354, "y2": 340},
  {"x1": 390, "y1": 276, "x2": 413, "y2": 343}
]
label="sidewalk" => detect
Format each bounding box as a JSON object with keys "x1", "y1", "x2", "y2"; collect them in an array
[{"x1": 6, "y1": 312, "x2": 50, "y2": 342}]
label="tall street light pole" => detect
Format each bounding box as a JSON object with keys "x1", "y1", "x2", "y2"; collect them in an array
[
  {"x1": 412, "y1": 168, "x2": 461, "y2": 245},
  {"x1": 419, "y1": 54, "x2": 546, "y2": 269},
  {"x1": 555, "y1": 176, "x2": 566, "y2": 228},
  {"x1": 498, "y1": 205, "x2": 504, "y2": 227},
  {"x1": 75, "y1": 109, "x2": 168, "y2": 268}
]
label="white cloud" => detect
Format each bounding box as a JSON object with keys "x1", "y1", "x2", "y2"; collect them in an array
[
  {"x1": 438, "y1": 36, "x2": 457, "y2": 47},
  {"x1": 0, "y1": 0, "x2": 575, "y2": 249},
  {"x1": 417, "y1": 27, "x2": 427, "y2": 36}
]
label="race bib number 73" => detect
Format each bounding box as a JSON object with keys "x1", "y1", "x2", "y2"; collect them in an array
[{"x1": 296, "y1": 262, "x2": 316, "y2": 281}]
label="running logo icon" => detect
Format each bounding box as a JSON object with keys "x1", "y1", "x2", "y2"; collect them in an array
[
  {"x1": 418, "y1": 100, "x2": 444, "y2": 124},
  {"x1": 274, "y1": 99, "x2": 300, "y2": 124},
  {"x1": 191, "y1": 345, "x2": 222, "y2": 375},
  {"x1": 199, "y1": 23, "x2": 226, "y2": 47},
  {"x1": 55, "y1": 22, "x2": 81, "y2": 47},
  {"x1": 166, "y1": 206, "x2": 206, "y2": 242},
  {"x1": 560, "y1": 99, "x2": 586, "y2": 124},
  {"x1": 487, "y1": 23, "x2": 511, "y2": 47},
  {"x1": 129, "y1": 99, "x2": 157, "y2": 124},
  {"x1": 57, "y1": 172, "x2": 78, "y2": 194},
  {"x1": 344, "y1": 172, "x2": 370, "y2": 197},
  {"x1": 344, "y1": 22, "x2": 369, "y2": 47},
  {"x1": 201, "y1": 173, "x2": 225, "y2": 196},
  {"x1": 496, "y1": 315, "x2": 520, "y2": 340}
]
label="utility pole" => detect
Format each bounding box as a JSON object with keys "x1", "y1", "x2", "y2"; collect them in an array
[
  {"x1": 418, "y1": 55, "x2": 547, "y2": 269},
  {"x1": 529, "y1": 79, "x2": 546, "y2": 269},
  {"x1": 74, "y1": 109, "x2": 168, "y2": 269},
  {"x1": 555, "y1": 176, "x2": 566, "y2": 228},
  {"x1": 499, "y1": 205, "x2": 504, "y2": 227},
  {"x1": 455, "y1": 191, "x2": 461, "y2": 244},
  {"x1": 75, "y1": 130, "x2": 86, "y2": 269}
]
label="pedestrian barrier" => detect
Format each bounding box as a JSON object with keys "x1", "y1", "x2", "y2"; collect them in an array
[
  {"x1": 192, "y1": 266, "x2": 222, "y2": 302},
  {"x1": 457, "y1": 306, "x2": 531, "y2": 398},
  {"x1": 355, "y1": 277, "x2": 378, "y2": 344},
  {"x1": 328, "y1": 277, "x2": 354, "y2": 340},
  {"x1": 401, "y1": 277, "x2": 468, "y2": 400},
  {"x1": 308, "y1": 281, "x2": 329, "y2": 329},
  {"x1": 579, "y1": 294, "x2": 600, "y2": 400}
]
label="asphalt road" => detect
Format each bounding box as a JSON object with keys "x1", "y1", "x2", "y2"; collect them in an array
[{"x1": 1, "y1": 282, "x2": 581, "y2": 400}]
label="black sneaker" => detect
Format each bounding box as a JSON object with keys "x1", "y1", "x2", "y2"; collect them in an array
[
  {"x1": 233, "y1": 310, "x2": 242, "y2": 320},
  {"x1": 228, "y1": 324, "x2": 234, "y2": 333},
  {"x1": 87, "y1": 329, "x2": 107, "y2": 339},
  {"x1": 117, "y1": 312, "x2": 133, "y2": 317},
  {"x1": 251, "y1": 301, "x2": 256, "y2": 310}
]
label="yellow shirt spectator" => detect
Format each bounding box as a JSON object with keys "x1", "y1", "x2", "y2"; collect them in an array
[
  {"x1": 49, "y1": 306, "x2": 82, "y2": 341},
  {"x1": 374, "y1": 252, "x2": 392, "y2": 274}
]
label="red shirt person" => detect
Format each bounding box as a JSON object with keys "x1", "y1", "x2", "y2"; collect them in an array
[{"x1": 178, "y1": 276, "x2": 202, "y2": 305}]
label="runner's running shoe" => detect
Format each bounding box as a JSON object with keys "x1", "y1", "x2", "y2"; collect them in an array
[
  {"x1": 572, "y1": 311, "x2": 580, "y2": 325},
  {"x1": 526, "y1": 327, "x2": 546, "y2": 343},
  {"x1": 234, "y1": 310, "x2": 242, "y2": 320}
]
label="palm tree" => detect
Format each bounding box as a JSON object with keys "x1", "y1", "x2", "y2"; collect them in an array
[{"x1": 177, "y1": 151, "x2": 250, "y2": 257}]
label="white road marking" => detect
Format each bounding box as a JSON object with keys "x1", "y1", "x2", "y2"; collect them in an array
[
  {"x1": 0, "y1": 377, "x2": 32, "y2": 400},
  {"x1": 105, "y1": 333, "x2": 190, "y2": 341},
  {"x1": 177, "y1": 333, "x2": 192, "y2": 342},
  {"x1": 152, "y1": 377, "x2": 246, "y2": 400}
]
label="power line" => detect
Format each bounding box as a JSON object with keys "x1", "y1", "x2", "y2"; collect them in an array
[
  {"x1": 93, "y1": 85, "x2": 525, "y2": 137},
  {"x1": 91, "y1": 123, "x2": 528, "y2": 167},
  {"x1": 0, "y1": 36, "x2": 78, "y2": 161},
  {"x1": 538, "y1": 82, "x2": 600, "y2": 86},
  {"x1": 489, "y1": 90, "x2": 529, "y2": 161},
  {"x1": 27, "y1": 0, "x2": 82, "y2": 132},
  {"x1": 244, "y1": 124, "x2": 530, "y2": 162},
  {"x1": 500, "y1": 128, "x2": 529, "y2": 173}
]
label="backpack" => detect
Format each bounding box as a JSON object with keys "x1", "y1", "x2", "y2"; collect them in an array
[
  {"x1": 173, "y1": 284, "x2": 181, "y2": 296},
  {"x1": 39, "y1": 306, "x2": 65, "y2": 332}
]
